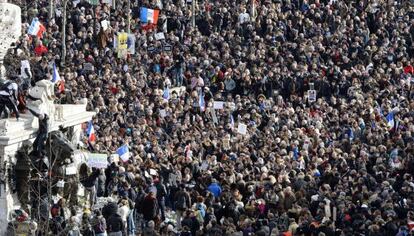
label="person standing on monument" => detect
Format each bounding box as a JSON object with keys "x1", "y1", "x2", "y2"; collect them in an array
[
  {"x1": 27, "y1": 107, "x2": 48, "y2": 156},
  {"x1": 0, "y1": 77, "x2": 19, "y2": 120}
]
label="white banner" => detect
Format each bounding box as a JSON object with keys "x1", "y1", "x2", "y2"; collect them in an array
[{"x1": 88, "y1": 153, "x2": 108, "y2": 169}]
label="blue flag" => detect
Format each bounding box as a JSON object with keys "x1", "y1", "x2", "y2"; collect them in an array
[
  {"x1": 293, "y1": 147, "x2": 299, "y2": 160},
  {"x1": 163, "y1": 87, "x2": 170, "y2": 101},
  {"x1": 347, "y1": 127, "x2": 354, "y2": 141},
  {"x1": 386, "y1": 112, "x2": 395, "y2": 130},
  {"x1": 199, "y1": 90, "x2": 205, "y2": 111},
  {"x1": 117, "y1": 145, "x2": 130, "y2": 162}
]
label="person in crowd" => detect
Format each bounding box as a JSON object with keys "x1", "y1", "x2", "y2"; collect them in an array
[
  {"x1": 0, "y1": 78, "x2": 20, "y2": 120},
  {"x1": 106, "y1": 202, "x2": 124, "y2": 236},
  {"x1": 91, "y1": 209, "x2": 107, "y2": 236},
  {"x1": 174, "y1": 185, "x2": 191, "y2": 231},
  {"x1": 142, "y1": 191, "x2": 159, "y2": 225}
]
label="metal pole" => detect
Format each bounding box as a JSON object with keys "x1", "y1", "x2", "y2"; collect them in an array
[
  {"x1": 251, "y1": 0, "x2": 255, "y2": 21},
  {"x1": 93, "y1": 5, "x2": 96, "y2": 37},
  {"x1": 61, "y1": 0, "x2": 68, "y2": 66},
  {"x1": 191, "y1": 0, "x2": 195, "y2": 27},
  {"x1": 49, "y1": 0, "x2": 54, "y2": 21},
  {"x1": 127, "y1": 0, "x2": 130, "y2": 33}
]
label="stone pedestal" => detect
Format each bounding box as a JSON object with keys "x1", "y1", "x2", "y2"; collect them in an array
[{"x1": 0, "y1": 103, "x2": 95, "y2": 234}]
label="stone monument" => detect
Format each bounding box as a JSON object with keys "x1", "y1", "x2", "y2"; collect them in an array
[
  {"x1": 0, "y1": 1, "x2": 96, "y2": 234},
  {"x1": 0, "y1": 0, "x2": 21, "y2": 81}
]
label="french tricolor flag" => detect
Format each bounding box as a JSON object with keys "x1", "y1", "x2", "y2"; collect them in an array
[
  {"x1": 28, "y1": 18, "x2": 46, "y2": 38},
  {"x1": 140, "y1": 7, "x2": 160, "y2": 24},
  {"x1": 87, "y1": 121, "x2": 96, "y2": 142},
  {"x1": 51, "y1": 63, "x2": 61, "y2": 83},
  {"x1": 386, "y1": 112, "x2": 395, "y2": 131}
]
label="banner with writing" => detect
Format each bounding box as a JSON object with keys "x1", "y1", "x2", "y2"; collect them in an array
[{"x1": 88, "y1": 153, "x2": 108, "y2": 169}]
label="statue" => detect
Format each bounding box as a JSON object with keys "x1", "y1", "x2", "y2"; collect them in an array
[
  {"x1": 26, "y1": 79, "x2": 56, "y2": 120},
  {"x1": 0, "y1": 1, "x2": 21, "y2": 81},
  {"x1": 14, "y1": 141, "x2": 32, "y2": 212}
]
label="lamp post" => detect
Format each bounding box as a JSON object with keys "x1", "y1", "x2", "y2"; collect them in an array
[
  {"x1": 49, "y1": 0, "x2": 54, "y2": 21},
  {"x1": 61, "y1": 0, "x2": 68, "y2": 66}
]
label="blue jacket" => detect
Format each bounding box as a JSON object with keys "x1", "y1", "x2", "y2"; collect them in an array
[{"x1": 207, "y1": 183, "x2": 222, "y2": 197}]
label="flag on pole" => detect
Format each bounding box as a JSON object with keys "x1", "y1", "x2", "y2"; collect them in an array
[
  {"x1": 58, "y1": 80, "x2": 65, "y2": 93},
  {"x1": 140, "y1": 7, "x2": 160, "y2": 24},
  {"x1": 293, "y1": 146, "x2": 299, "y2": 160},
  {"x1": 199, "y1": 90, "x2": 205, "y2": 112},
  {"x1": 162, "y1": 87, "x2": 170, "y2": 101},
  {"x1": 117, "y1": 145, "x2": 130, "y2": 162},
  {"x1": 51, "y1": 63, "x2": 61, "y2": 83},
  {"x1": 28, "y1": 18, "x2": 46, "y2": 38},
  {"x1": 87, "y1": 121, "x2": 96, "y2": 142},
  {"x1": 386, "y1": 112, "x2": 395, "y2": 130},
  {"x1": 347, "y1": 127, "x2": 354, "y2": 141}
]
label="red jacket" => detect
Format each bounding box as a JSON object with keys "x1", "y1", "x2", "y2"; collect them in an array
[
  {"x1": 34, "y1": 45, "x2": 48, "y2": 56},
  {"x1": 403, "y1": 65, "x2": 413, "y2": 74},
  {"x1": 141, "y1": 23, "x2": 157, "y2": 31}
]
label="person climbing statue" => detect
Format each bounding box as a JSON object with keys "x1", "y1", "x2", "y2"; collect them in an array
[{"x1": 28, "y1": 107, "x2": 48, "y2": 156}]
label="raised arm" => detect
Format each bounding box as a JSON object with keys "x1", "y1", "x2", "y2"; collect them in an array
[{"x1": 27, "y1": 107, "x2": 41, "y2": 118}]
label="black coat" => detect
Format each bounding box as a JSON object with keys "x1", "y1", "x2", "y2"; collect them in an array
[
  {"x1": 107, "y1": 213, "x2": 124, "y2": 233},
  {"x1": 142, "y1": 195, "x2": 158, "y2": 221}
]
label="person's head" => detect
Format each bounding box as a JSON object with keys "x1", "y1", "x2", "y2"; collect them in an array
[
  {"x1": 94, "y1": 209, "x2": 102, "y2": 217},
  {"x1": 147, "y1": 220, "x2": 155, "y2": 229}
]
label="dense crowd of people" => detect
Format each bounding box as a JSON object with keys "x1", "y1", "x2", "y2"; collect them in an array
[{"x1": 2, "y1": 0, "x2": 414, "y2": 235}]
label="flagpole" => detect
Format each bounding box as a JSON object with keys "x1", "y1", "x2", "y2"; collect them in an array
[
  {"x1": 191, "y1": 0, "x2": 195, "y2": 28},
  {"x1": 251, "y1": 0, "x2": 255, "y2": 22},
  {"x1": 127, "y1": 0, "x2": 131, "y2": 33},
  {"x1": 49, "y1": 0, "x2": 54, "y2": 21},
  {"x1": 61, "y1": 0, "x2": 68, "y2": 66}
]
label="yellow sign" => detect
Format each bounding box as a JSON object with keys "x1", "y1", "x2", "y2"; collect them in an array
[{"x1": 118, "y1": 33, "x2": 128, "y2": 50}]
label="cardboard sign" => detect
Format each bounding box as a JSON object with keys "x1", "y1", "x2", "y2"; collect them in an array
[
  {"x1": 117, "y1": 33, "x2": 128, "y2": 50},
  {"x1": 88, "y1": 153, "x2": 109, "y2": 169},
  {"x1": 109, "y1": 154, "x2": 120, "y2": 163},
  {"x1": 163, "y1": 44, "x2": 172, "y2": 52},
  {"x1": 65, "y1": 165, "x2": 77, "y2": 175},
  {"x1": 159, "y1": 109, "x2": 167, "y2": 118},
  {"x1": 155, "y1": 32, "x2": 165, "y2": 40},
  {"x1": 57, "y1": 180, "x2": 65, "y2": 188},
  {"x1": 170, "y1": 86, "x2": 186, "y2": 96},
  {"x1": 84, "y1": 62, "x2": 94, "y2": 72},
  {"x1": 213, "y1": 101, "x2": 224, "y2": 110},
  {"x1": 101, "y1": 20, "x2": 110, "y2": 31},
  {"x1": 308, "y1": 90, "x2": 316, "y2": 103},
  {"x1": 211, "y1": 108, "x2": 218, "y2": 124},
  {"x1": 147, "y1": 45, "x2": 156, "y2": 53},
  {"x1": 127, "y1": 34, "x2": 136, "y2": 55},
  {"x1": 149, "y1": 169, "x2": 157, "y2": 176},
  {"x1": 238, "y1": 123, "x2": 247, "y2": 135},
  {"x1": 87, "y1": 0, "x2": 99, "y2": 5}
]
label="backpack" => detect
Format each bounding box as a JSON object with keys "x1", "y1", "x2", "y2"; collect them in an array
[
  {"x1": 175, "y1": 192, "x2": 187, "y2": 210},
  {"x1": 156, "y1": 183, "x2": 167, "y2": 198},
  {"x1": 0, "y1": 81, "x2": 12, "y2": 94},
  {"x1": 196, "y1": 203, "x2": 205, "y2": 218},
  {"x1": 94, "y1": 218, "x2": 106, "y2": 233},
  {"x1": 195, "y1": 204, "x2": 205, "y2": 223},
  {"x1": 135, "y1": 192, "x2": 147, "y2": 214}
]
